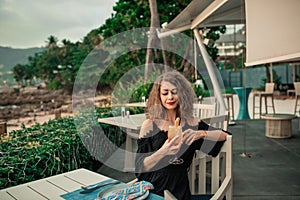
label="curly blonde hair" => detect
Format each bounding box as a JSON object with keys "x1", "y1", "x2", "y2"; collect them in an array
[{"x1": 146, "y1": 71, "x2": 196, "y2": 122}]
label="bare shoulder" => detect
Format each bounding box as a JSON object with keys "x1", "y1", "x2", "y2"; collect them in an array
[{"x1": 139, "y1": 119, "x2": 154, "y2": 138}]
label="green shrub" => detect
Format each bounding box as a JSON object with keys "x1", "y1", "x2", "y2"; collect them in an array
[
  {"x1": 47, "y1": 79, "x2": 63, "y2": 90},
  {"x1": 0, "y1": 117, "x2": 95, "y2": 189},
  {"x1": 13, "y1": 88, "x2": 20, "y2": 93},
  {"x1": 130, "y1": 82, "x2": 153, "y2": 103},
  {"x1": 0, "y1": 106, "x2": 145, "y2": 189}
]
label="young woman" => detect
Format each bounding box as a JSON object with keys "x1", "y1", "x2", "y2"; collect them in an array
[{"x1": 135, "y1": 71, "x2": 230, "y2": 199}]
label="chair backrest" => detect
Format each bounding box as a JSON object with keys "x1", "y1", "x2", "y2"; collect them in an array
[
  {"x1": 265, "y1": 83, "x2": 275, "y2": 93},
  {"x1": 210, "y1": 135, "x2": 232, "y2": 199},
  {"x1": 201, "y1": 112, "x2": 229, "y2": 131},
  {"x1": 189, "y1": 112, "x2": 232, "y2": 200},
  {"x1": 294, "y1": 82, "x2": 300, "y2": 96},
  {"x1": 193, "y1": 103, "x2": 215, "y2": 119},
  {"x1": 193, "y1": 136, "x2": 232, "y2": 200}
]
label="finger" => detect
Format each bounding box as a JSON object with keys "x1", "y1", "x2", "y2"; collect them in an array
[
  {"x1": 184, "y1": 136, "x2": 193, "y2": 145},
  {"x1": 172, "y1": 144, "x2": 182, "y2": 154},
  {"x1": 169, "y1": 135, "x2": 180, "y2": 144},
  {"x1": 182, "y1": 129, "x2": 193, "y2": 139},
  {"x1": 182, "y1": 133, "x2": 193, "y2": 143}
]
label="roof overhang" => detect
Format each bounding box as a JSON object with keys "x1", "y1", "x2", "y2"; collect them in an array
[
  {"x1": 159, "y1": 0, "x2": 245, "y2": 38},
  {"x1": 159, "y1": 0, "x2": 300, "y2": 66},
  {"x1": 244, "y1": 0, "x2": 300, "y2": 66}
]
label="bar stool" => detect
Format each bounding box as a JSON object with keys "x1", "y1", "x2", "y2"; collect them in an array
[
  {"x1": 252, "y1": 83, "x2": 275, "y2": 119},
  {"x1": 293, "y1": 82, "x2": 300, "y2": 131},
  {"x1": 293, "y1": 82, "x2": 300, "y2": 114},
  {"x1": 223, "y1": 94, "x2": 234, "y2": 121}
]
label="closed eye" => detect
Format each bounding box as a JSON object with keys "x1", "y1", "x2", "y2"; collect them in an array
[{"x1": 161, "y1": 89, "x2": 177, "y2": 95}]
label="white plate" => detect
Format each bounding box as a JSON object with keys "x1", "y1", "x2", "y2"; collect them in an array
[{"x1": 97, "y1": 183, "x2": 149, "y2": 200}]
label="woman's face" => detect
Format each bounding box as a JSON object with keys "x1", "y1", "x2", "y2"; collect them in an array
[{"x1": 160, "y1": 81, "x2": 179, "y2": 110}]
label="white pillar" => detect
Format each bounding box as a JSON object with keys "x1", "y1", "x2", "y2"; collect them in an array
[{"x1": 193, "y1": 29, "x2": 226, "y2": 114}]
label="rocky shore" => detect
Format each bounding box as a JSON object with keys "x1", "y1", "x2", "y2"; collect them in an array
[{"x1": 0, "y1": 85, "x2": 111, "y2": 133}]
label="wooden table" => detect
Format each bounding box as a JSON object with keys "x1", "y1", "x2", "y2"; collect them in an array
[
  {"x1": 261, "y1": 114, "x2": 297, "y2": 138},
  {"x1": 98, "y1": 113, "x2": 146, "y2": 172},
  {"x1": 0, "y1": 168, "x2": 163, "y2": 200},
  {"x1": 124, "y1": 102, "x2": 147, "y2": 107},
  {"x1": 0, "y1": 168, "x2": 113, "y2": 200}
]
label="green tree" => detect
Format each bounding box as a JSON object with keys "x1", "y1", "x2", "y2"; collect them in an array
[
  {"x1": 13, "y1": 64, "x2": 27, "y2": 86},
  {"x1": 12, "y1": 0, "x2": 225, "y2": 92},
  {"x1": 98, "y1": 0, "x2": 225, "y2": 80},
  {"x1": 12, "y1": 61, "x2": 36, "y2": 87},
  {"x1": 46, "y1": 35, "x2": 58, "y2": 49}
]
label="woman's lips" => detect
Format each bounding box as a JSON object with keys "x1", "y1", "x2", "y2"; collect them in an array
[{"x1": 167, "y1": 102, "x2": 175, "y2": 105}]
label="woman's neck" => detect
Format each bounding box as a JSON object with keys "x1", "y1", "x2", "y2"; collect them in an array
[{"x1": 165, "y1": 110, "x2": 177, "y2": 124}]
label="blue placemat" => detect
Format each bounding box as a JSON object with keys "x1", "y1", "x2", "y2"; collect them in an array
[
  {"x1": 60, "y1": 179, "x2": 164, "y2": 200},
  {"x1": 146, "y1": 193, "x2": 164, "y2": 200},
  {"x1": 61, "y1": 178, "x2": 116, "y2": 200}
]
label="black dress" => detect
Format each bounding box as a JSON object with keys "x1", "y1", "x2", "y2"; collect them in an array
[{"x1": 135, "y1": 121, "x2": 227, "y2": 200}]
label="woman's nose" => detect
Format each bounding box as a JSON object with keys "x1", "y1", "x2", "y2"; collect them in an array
[{"x1": 167, "y1": 91, "x2": 173, "y2": 99}]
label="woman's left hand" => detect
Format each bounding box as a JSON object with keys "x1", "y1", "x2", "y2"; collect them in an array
[{"x1": 182, "y1": 129, "x2": 207, "y2": 145}]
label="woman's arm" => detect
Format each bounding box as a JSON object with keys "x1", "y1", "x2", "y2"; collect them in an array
[
  {"x1": 137, "y1": 120, "x2": 181, "y2": 171},
  {"x1": 142, "y1": 137, "x2": 180, "y2": 171},
  {"x1": 205, "y1": 129, "x2": 228, "y2": 141}
]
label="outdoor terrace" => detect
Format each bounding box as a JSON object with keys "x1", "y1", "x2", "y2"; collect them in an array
[{"x1": 98, "y1": 92, "x2": 300, "y2": 200}]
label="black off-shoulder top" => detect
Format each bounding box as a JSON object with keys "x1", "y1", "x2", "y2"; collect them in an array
[{"x1": 135, "y1": 120, "x2": 229, "y2": 200}]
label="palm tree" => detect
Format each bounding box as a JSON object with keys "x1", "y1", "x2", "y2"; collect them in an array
[
  {"x1": 145, "y1": 0, "x2": 160, "y2": 82},
  {"x1": 46, "y1": 35, "x2": 58, "y2": 49}
]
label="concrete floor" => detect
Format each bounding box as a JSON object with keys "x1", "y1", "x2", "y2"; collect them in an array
[{"x1": 229, "y1": 119, "x2": 300, "y2": 200}]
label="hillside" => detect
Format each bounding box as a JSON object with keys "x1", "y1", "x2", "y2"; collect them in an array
[{"x1": 0, "y1": 46, "x2": 45, "y2": 85}]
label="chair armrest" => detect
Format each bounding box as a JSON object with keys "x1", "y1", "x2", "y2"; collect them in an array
[
  {"x1": 210, "y1": 176, "x2": 231, "y2": 200},
  {"x1": 164, "y1": 190, "x2": 177, "y2": 200}
]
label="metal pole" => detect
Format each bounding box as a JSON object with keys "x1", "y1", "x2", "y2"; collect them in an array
[
  {"x1": 194, "y1": 37, "x2": 197, "y2": 80},
  {"x1": 270, "y1": 63, "x2": 273, "y2": 83},
  {"x1": 193, "y1": 29, "x2": 226, "y2": 114}
]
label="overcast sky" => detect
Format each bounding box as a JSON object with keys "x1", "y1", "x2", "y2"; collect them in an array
[{"x1": 0, "y1": 0, "x2": 116, "y2": 49}]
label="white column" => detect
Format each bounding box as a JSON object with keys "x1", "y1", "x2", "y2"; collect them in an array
[{"x1": 193, "y1": 29, "x2": 226, "y2": 114}]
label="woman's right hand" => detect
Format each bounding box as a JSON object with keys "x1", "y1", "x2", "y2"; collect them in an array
[
  {"x1": 182, "y1": 129, "x2": 207, "y2": 145},
  {"x1": 160, "y1": 135, "x2": 182, "y2": 156}
]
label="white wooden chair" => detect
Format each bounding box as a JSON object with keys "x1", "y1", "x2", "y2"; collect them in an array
[
  {"x1": 293, "y1": 82, "x2": 300, "y2": 115},
  {"x1": 293, "y1": 82, "x2": 300, "y2": 131},
  {"x1": 223, "y1": 94, "x2": 235, "y2": 121},
  {"x1": 193, "y1": 103, "x2": 215, "y2": 119},
  {"x1": 189, "y1": 113, "x2": 232, "y2": 200},
  {"x1": 253, "y1": 83, "x2": 275, "y2": 119}
]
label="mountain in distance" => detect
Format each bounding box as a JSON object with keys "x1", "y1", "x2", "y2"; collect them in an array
[
  {"x1": 0, "y1": 46, "x2": 45, "y2": 86},
  {"x1": 0, "y1": 46, "x2": 45, "y2": 71}
]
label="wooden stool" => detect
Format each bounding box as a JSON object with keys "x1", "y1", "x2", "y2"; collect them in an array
[
  {"x1": 253, "y1": 83, "x2": 275, "y2": 119},
  {"x1": 294, "y1": 96, "x2": 300, "y2": 115},
  {"x1": 223, "y1": 94, "x2": 234, "y2": 120},
  {"x1": 287, "y1": 89, "x2": 295, "y2": 96},
  {"x1": 293, "y1": 82, "x2": 300, "y2": 114},
  {"x1": 253, "y1": 92, "x2": 275, "y2": 118}
]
